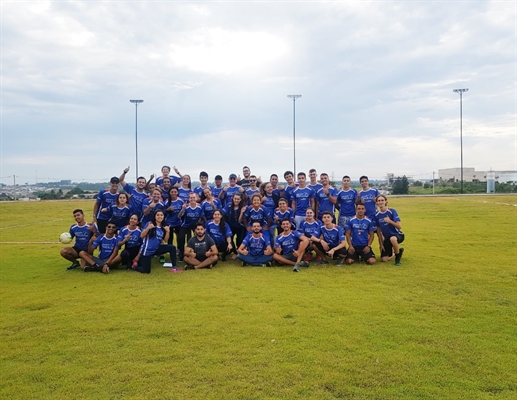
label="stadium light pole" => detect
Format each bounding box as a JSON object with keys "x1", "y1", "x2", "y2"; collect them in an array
[
  {"x1": 287, "y1": 95, "x2": 301, "y2": 176},
  {"x1": 130, "y1": 100, "x2": 144, "y2": 182},
  {"x1": 452, "y1": 89, "x2": 468, "y2": 194}
]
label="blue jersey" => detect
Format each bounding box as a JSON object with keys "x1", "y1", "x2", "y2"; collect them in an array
[
  {"x1": 106, "y1": 205, "x2": 132, "y2": 229},
  {"x1": 246, "y1": 188, "x2": 260, "y2": 205},
  {"x1": 359, "y1": 188, "x2": 380, "y2": 218},
  {"x1": 117, "y1": 226, "x2": 142, "y2": 249},
  {"x1": 337, "y1": 189, "x2": 358, "y2": 218},
  {"x1": 166, "y1": 199, "x2": 184, "y2": 227},
  {"x1": 181, "y1": 205, "x2": 203, "y2": 228},
  {"x1": 211, "y1": 186, "x2": 224, "y2": 198},
  {"x1": 346, "y1": 216, "x2": 375, "y2": 246},
  {"x1": 318, "y1": 224, "x2": 345, "y2": 248},
  {"x1": 299, "y1": 219, "x2": 322, "y2": 239},
  {"x1": 262, "y1": 194, "x2": 277, "y2": 219},
  {"x1": 140, "y1": 223, "x2": 167, "y2": 256},
  {"x1": 273, "y1": 207, "x2": 295, "y2": 225},
  {"x1": 241, "y1": 232, "x2": 271, "y2": 256},
  {"x1": 375, "y1": 208, "x2": 402, "y2": 238},
  {"x1": 292, "y1": 186, "x2": 315, "y2": 217},
  {"x1": 284, "y1": 184, "x2": 298, "y2": 208},
  {"x1": 205, "y1": 220, "x2": 232, "y2": 246},
  {"x1": 141, "y1": 198, "x2": 166, "y2": 225},
  {"x1": 123, "y1": 183, "x2": 148, "y2": 217},
  {"x1": 221, "y1": 185, "x2": 243, "y2": 207},
  {"x1": 70, "y1": 223, "x2": 94, "y2": 251},
  {"x1": 201, "y1": 198, "x2": 222, "y2": 220},
  {"x1": 315, "y1": 187, "x2": 338, "y2": 219},
  {"x1": 92, "y1": 235, "x2": 119, "y2": 259},
  {"x1": 272, "y1": 187, "x2": 282, "y2": 197},
  {"x1": 308, "y1": 183, "x2": 323, "y2": 193},
  {"x1": 156, "y1": 175, "x2": 181, "y2": 187},
  {"x1": 194, "y1": 185, "x2": 212, "y2": 198},
  {"x1": 275, "y1": 230, "x2": 303, "y2": 254},
  {"x1": 178, "y1": 187, "x2": 191, "y2": 203},
  {"x1": 244, "y1": 205, "x2": 269, "y2": 227},
  {"x1": 95, "y1": 189, "x2": 119, "y2": 220}
]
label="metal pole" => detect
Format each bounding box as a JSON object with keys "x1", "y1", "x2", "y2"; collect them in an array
[
  {"x1": 432, "y1": 171, "x2": 435, "y2": 195},
  {"x1": 287, "y1": 95, "x2": 301, "y2": 176},
  {"x1": 453, "y1": 89, "x2": 468, "y2": 194},
  {"x1": 130, "y1": 100, "x2": 144, "y2": 183}
]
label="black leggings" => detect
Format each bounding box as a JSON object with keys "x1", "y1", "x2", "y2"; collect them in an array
[
  {"x1": 121, "y1": 246, "x2": 140, "y2": 267},
  {"x1": 167, "y1": 225, "x2": 182, "y2": 246},
  {"x1": 229, "y1": 224, "x2": 247, "y2": 251},
  {"x1": 177, "y1": 227, "x2": 193, "y2": 259},
  {"x1": 135, "y1": 244, "x2": 177, "y2": 274}
]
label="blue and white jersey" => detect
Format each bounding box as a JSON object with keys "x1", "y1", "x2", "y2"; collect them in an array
[
  {"x1": 337, "y1": 189, "x2": 358, "y2": 218},
  {"x1": 299, "y1": 219, "x2": 322, "y2": 239},
  {"x1": 245, "y1": 188, "x2": 260, "y2": 205},
  {"x1": 292, "y1": 186, "x2": 315, "y2": 217},
  {"x1": 272, "y1": 187, "x2": 282, "y2": 197},
  {"x1": 359, "y1": 188, "x2": 380, "y2": 219},
  {"x1": 95, "y1": 189, "x2": 119, "y2": 220},
  {"x1": 241, "y1": 232, "x2": 271, "y2": 256},
  {"x1": 308, "y1": 183, "x2": 323, "y2": 193},
  {"x1": 375, "y1": 208, "x2": 402, "y2": 238},
  {"x1": 92, "y1": 235, "x2": 119, "y2": 259},
  {"x1": 273, "y1": 207, "x2": 295, "y2": 225},
  {"x1": 221, "y1": 185, "x2": 243, "y2": 207},
  {"x1": 166, "y1": 199, "x2": 184, "y2": 227},
  {"x1": 318, "y1": 224, "x2": 345, "y2": 248},
  {"x1": 106, "y1": 205, "x2": 132, "y2": 229},
  {"x1": 346, "y1": 216, "x2": 375, "y2": 246},
  {"x1": 140, "y1": 199, "x2": 166, "y2": 225},
  {"x1": 160, "y1": 187, "x2": 171, "y2": 202},
  {"x1": 156, "y1": 175, "x2": 181, "y2": 187},
  {"x1": 140, "y1": 223, "x2": 166, "y2": 256},
  {"x1": 211, "y1": 186, "x2": 224, "y2": 198},
  {"x1": 70, "y1": 223, "x2": 94, "y2": 251},
  {"x1": 117, "y1": 226, "x2": 142, "y2": 249},
  {"x1": 194, "y1": 185, "x2": 212, "y2": 198},
  {"x1": 201, "y1": 198, "x2": 222, "y2": 220},
  {"x1": 275, "y1": 230, "x2": 303, "y2": 254},
  {"x1": 178, "y1": 187, "x2": 191, "y2": 203},
  {"x1": 284, "y1": 184, "x2": 298, "y2": 208},
  {"x1": 181, "y1": 205, "x2": 203, "y2": 228},
  {"x1": 315, "y1": 187, "x2": 338, "y2": 219},
  {"x1": 205, "y1": 220, "x2": 232, "y2": 246},
  {"x1": 244, "y1": 205, "x2": 269, "y2": 227},
  {"x1": 262, "y1": 195, "x2": 277, "y2": 219},
  {"x1": 123, "y1": 183, "x2": 148, "y2": 217}
]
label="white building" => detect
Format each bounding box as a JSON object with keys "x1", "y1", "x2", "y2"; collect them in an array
[{"x1": 439, "y1": 168, "x2": 516, "y2": 183}]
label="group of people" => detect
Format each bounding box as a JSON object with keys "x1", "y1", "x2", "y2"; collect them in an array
[{"x1": 59, "y1": 165, "x2": 405, "y2": 274}]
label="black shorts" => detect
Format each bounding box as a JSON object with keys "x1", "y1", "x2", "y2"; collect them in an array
[
  {"x1": 315, "y1": 243, "x2": 347, "y2": 259},
  {"x1": 73, "y1": 245, "x2": 86, "y2": 255},
  {"x1": 281, "y1": 252, "x2": 297, "y2": 262},
  {"x1": 195, "y1": 254, "x2": 208, "y2": 262},
  {"x1": 346, "y1": 245, "x2": 375, "y2": 262},
  {"x1": 381, "y1": 234, "x2": 405, "y2": 257}
]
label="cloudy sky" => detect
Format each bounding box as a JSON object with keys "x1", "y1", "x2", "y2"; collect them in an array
[{"x1": 1, "y1": 0, "x2": 515, "y2": 185}]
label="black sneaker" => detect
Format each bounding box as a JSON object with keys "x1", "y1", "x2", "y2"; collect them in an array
[
  {"x1": 300, "y1": 261, "x2": 310, "y2": 268},
  {"x1": 315, "y1": 259, "x2": 329, "y2": 265},
  {"x1": 84, "y1": 264, "x2": 102, "y2": 272},
  {"x1": 66, "y1": 262, "x2": 80, "y2": 270},
  {"x1": 265, "y1": 262, "x2": 272, "y2": 267},
  {"x1": 335, "y1": 258, "x2": 344, "y2": 266},
  {"x1": 399, "y1": 248, "x2": 404, "y2": 259},
  {"x1": 184, "y1": 264, "x2": 195, "y2": 270},
  {"x1": 241, "y1": 261, "x2": 248, "y2": 267},
  {"x1": 293, "y1": 262, "x2": 300, "y2": 272}
]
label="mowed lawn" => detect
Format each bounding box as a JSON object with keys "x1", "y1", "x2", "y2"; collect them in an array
[{"x1": 0, "y1": 196, "x2": 516, "y2": 399}]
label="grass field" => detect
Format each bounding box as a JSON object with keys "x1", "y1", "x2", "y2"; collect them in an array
[{"x1": 1, "y1": 196, "x2": 516, "y2": 399}]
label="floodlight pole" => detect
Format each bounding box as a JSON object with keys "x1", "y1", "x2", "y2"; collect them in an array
[
  {"x1": 453, "y1": 89, "x2": 468, "y2": 194},
  {"x1": 130, "y1": 100, "x2": 144, "y2": 182},
  {"x1": 287, "y1": 95, "x2": 301, "y2": 176}
]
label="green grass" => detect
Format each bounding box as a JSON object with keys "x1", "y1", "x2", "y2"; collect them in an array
[{"x1": 1, "y1": 196, "x2": 516, "y2": 399}]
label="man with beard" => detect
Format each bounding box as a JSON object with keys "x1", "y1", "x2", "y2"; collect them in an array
[
  {"x1": 183, "y1": 223, "x2": 219, "y2": 270},
  {"x1": 119, "y1": 166, "x2": 149, "y2": 219},
  {"x1": 236, "y1": 221, "x2": 273, "y2": 266}
]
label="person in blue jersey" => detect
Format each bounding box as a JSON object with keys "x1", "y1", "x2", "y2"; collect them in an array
[
  {"x1": 312, "y1": 211, "x2": 348, "y2": 265},
  {"x1": 223, "y1": 192, "x2": 248, "y2": 258},
  {"x1": 101, "y1": 192, "x2": 132, "y2": 230},
  {"x1": 177, "y1": 192, "x2": 203, "y2": 261},
  {"x1": 117, "y1": 214, "x2": 143, "y2": 269},
  {"x1": 292, "y1": 172, "x2": 316, "y2": 230},
  {"x1": 178, "y1": 175, "x2": 192, "y2": 203},
  {"x1": 345, "y1": 204, "x2": 376, "y2": 265},
  {"x1": 269, "y1": 174, "x2": 284, "y2": 198},
  {"x1": 219, "y1": 173, "x2": 246, "y2": 206},
  {"x1": 155, "y1": 165, "x2": 182, "y2": 187},
  {"x1": 200, "y1": 187, "x2": 222, "y2": 221},
  {"x1": 283, "y1": 171, "x2": 298, "y2": 208},
  {"x1": 141, "y1": 188, "x2": 166, "y2": 225},
  {"x1": 92, "y1": 177, "x2": 120, "y2": 234},
  {"x1": 336, "y1": 175, "x2": 358, "y2": 230},
  {"x1": 245, "y1": 175, "x2": 261, "y2": 205},
  {"x1": 206, "y1": 210, "x2": 233, "y2": 261},
  {"x1": 60, "y1": 209, "x2": 96, "y2": 270},
  {"x1": 241, "y1": 194, "x2": 270, "y2": 232},
  {"x1": 165, "y1": 186, "x2": 183, "y2": 247},
  {"x1": 315, "y1": 173, "x2": 338, "y2": 222},
  {"x1": 273, "y1": 219, "x2": 310, "y2": 272},
  {"x1": 357, "y1": 175, "x2": 380, "y2": 221},
  {"x1": 79, "y1": 223, "x2": 122, "y2": 273},
  {"x1": 159, "y1": 177, "x2": 173, "y2": 202},
  {"x1": 375, "y1": 195, "x2": 405, "y2": 266},
  {"x1": 237, "y1": 221, "x2": 274, "y2": 266},
  {"x1": 298, "y1": 208, "x2": 322, "y2": 263},
  {"x1": 193, "y1": 171, "x2": 212, "y2": 200},
  {"x1": 260, "y1": 182, "x2": 280, "y2": 240},
  {"x1": 211, "y1": 175, "x2": 224, "y2": 198},
  {"x1": 131, "y1": 210, "x2": 177, "y2": 274},
  {"x1": 119, "y1": 166, "x2": 149, "y2": 219},
  {"x1": 183, "y1": 223, "x2": 219, "y2": 270},
  {"x1": 308, "y1": 168, "x2": 323, "y2": 193},
  {"x1": 273, "y1": 198, "x2": 295, "y2": 234}
]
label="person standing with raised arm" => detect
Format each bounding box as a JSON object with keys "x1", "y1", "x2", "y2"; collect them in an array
[{"x1": 119, "y1": 166, "x2": 149, "y2": 220}]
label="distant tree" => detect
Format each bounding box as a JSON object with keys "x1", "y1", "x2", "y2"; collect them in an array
[
  {"x1": 413, "y1": 180, "x2": 423, "y2": 187},
  {"x1": 423, "y1": 183, "x2": 430, "y2": 189},
  {"x1": 392, "y1": 176, "x2": 409, "y2": 195}
]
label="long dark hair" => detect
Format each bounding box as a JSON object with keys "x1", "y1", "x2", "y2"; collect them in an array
[
  {"x1": 148, "y1": 210, "x2": 165, "y2": 238},
  {"x1": 213, "y1": 210, "x2": 226, "y2": 236}
]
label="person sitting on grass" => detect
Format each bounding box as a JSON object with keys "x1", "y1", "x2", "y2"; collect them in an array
[
  {"x1": 61, "y1": 209, "x2": 96, "y2": 271},
  {"x1": 345, "y1": 204, "x2": 376, "y2": 265},
  {"x1": 205, "y1": 210, "x2": 233, "y2": 261},
  {"x1": 311, "y1": 211, "x2": 348, "y2": 265},
  {"x1": 273, "y1": 218, "x2": 310, "y2": 272},
  {"x1": 183, "y1": 223, "x2": 219, "y2": 270},
  {"x1": 79, "y1": 222, "x2": 122, "y2": 273},
  {"x1": 298, "y1": 208, "x2": 322, "y2": 263},
  {"x1": 236, "y1": 221, "x2": 274, "y2": 267},
  {"x1": 374, "y1": 194, "x2": 404, "y2": 266},
  {"x1": 117, "y1": 214, "x2": 142, "y2": 269}
]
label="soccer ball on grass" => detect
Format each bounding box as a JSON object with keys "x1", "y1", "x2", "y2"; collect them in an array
[{"x1": 59, "y1": 232, "x2": 72, "y2": 244}]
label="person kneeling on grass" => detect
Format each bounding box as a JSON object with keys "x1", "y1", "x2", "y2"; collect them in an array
[
  {"x1": 79, "y1": 223, "x2": 122, "y2": 273},
  {"x1": 183, "y1": 223, "x2": 219, "y2": 270},
  {"x1": 374, "y1": 194, "x2": 404, "y2": 266},
  {"x1": 311, "y1": 211, "x2": 348, "y2": 265},
  {"x1": 61, "y1": 209, "x2": 96, "y2": 270},
  {"x1": 345, "y1": 204, "x2": 376, "y2": 265},
  {"x1": 117, "y1": 214, "x2": 142, "y2": 268},
  {"x1": 237, "y1": 221, "x2": 274, "y2": 266},
  {"x1": 273, "y1": 218, "x2": 310, "y2": 272}
]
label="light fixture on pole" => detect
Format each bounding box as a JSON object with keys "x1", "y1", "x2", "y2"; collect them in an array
[
  {"x1": 129, "y1": 100, "x2": 144, "y2": 182},
  {"x1": 452, "y1": 89, "x2": 468, "y2": 194},
  {"x1": 287, "y1": 95, "x2": 301, "y2": 176}
]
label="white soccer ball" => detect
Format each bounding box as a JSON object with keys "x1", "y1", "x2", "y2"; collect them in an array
[{"x1": 59, "y1": 232, "x2": 72, "y2": 244}]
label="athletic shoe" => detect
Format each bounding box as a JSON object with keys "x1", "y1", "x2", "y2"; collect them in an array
[
  {"x1": 84, "y1": 263, "x2": 102, "y2": 272},
  {"x1": 241, "y1": 261, "x2": 248, "y2": 267},
  {"x1": 184, "y1": 264, "x2": 195, "y2": 270},
  {"x1": 335, "y1": 258, "x2": 345, "y2": 266},
  {"x1": 399, "y1": 248, "x2": 404, "y2": 259},
  {"x1": 293, "y1": 262, "x2": 300, "y2": 272},
  {"x1": 395, "y1": 260, "x2": 402, "y2": 266},
  {"x1": 66, "y1": 262, "x2": 80, "y2": 271},
  {"x1": 315, "y1": 259, "x2": 329, "y2": 265},
  {"x1": 300, "y1": 261, "x2": 310, "y2": 268},
  {"x1": 159, "y1": 256, "x2": 166, "y2": 263},
  {"x1": 102, "y1": 264, "x2": 110, "y2": 274},
  {"x1": 265, "y1": 262, "x2": 272, "y2": 267},
  {"x1": 131, "y1": 261, "x2": 138, "y2": 269},
  {"x1": 169, "y1": 268, "x2": 183, "y2": 273}
]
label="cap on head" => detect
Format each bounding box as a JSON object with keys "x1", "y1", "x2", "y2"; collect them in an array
[
  {"x1": 229, "y1": 174, "x2": 237, "y2": 179},
  {"x1": 110, "y1": 177, "x2": 120, "y2": 184}
]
